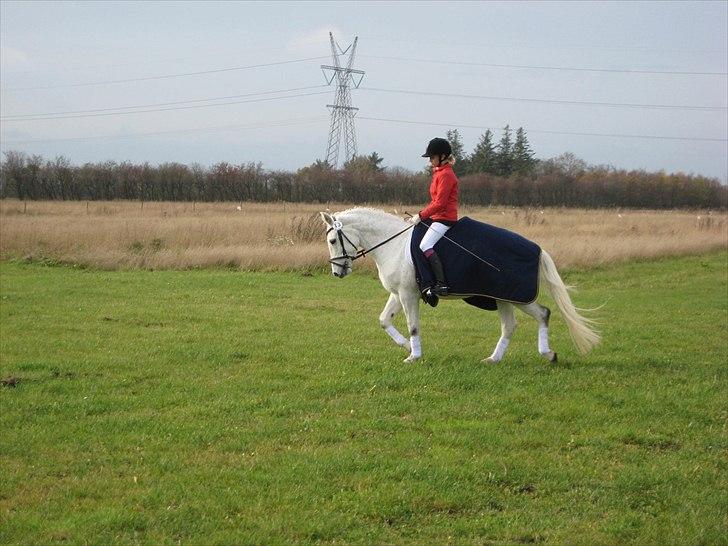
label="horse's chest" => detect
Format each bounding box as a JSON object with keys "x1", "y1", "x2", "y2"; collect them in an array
[
  {"x1": 377, "y1": 261, "x2": 415, "y2": 294},
  {"x1": 378, "y1": 269, "x2": 396, "y2": 292}
]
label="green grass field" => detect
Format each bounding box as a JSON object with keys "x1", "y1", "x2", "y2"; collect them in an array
[{"x1": 1, "y1": 253, "x2": 726, "y2": 545}]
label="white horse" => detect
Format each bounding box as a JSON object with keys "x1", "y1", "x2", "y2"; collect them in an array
[{"x1": 321, "y1": 207, "x2": 600, "y2": 364}]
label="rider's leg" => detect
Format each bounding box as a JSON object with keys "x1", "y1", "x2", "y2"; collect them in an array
[{"x1": 419, "y1": 222, "x2": 451, "y2": 297}]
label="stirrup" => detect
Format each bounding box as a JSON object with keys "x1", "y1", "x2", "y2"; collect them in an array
[
  {"x1": 431, "y1": 284, "x2": 449, "y2": 296},
  {"x1": 423, "y1": 289, "x2": 439, "y2": 307}
]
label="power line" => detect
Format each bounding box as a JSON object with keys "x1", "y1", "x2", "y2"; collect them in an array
[
  {"x1": 3, "y1": 114, "x2": 723, "y2": 153},
  {"x1": 4, "y1": 38, "x2": 330, "y2": 76},
  {"x1": 5, "y1": 81, "x2": 723, "y2": 123},
  {"x1": 0, "y1": 90, "x2": 333, "y2": 122},
  {"x1": 359, "y1": 87, "x2": 727, "y2": 111},
  {"x1": 358, "y1": 34, "x2": 725, "y2": 56},
  {"x1": 1, "y1": 84, "x2": 329, "y2": 119},
  {"x1": 358, "y1": 54, "x2": 728, "y2": 76},
  {"x1": 357, "y1": 115, "x2": 728, "y2": 143},
  {"x1": 0, "y1": 56, "x2": 330, "y2": 92},
  {"x1": 0, "y1": 116, "x2": 330, "y2": 145},
  {"x1": 5, "y1": 114, "x2": 722, "y2": 146}
]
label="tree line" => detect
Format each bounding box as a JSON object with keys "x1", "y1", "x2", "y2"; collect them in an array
[
  {"x1": 445, "y1": 127, "x2": 537, "y2": 177},
  {"x1": 1, "y1": 141, "x2": 725, "y2": 209},
  {"x1": 339, "y1": 127, "x2": 536, "y2": 178}
]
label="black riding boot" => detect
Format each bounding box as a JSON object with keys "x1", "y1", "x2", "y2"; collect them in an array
[
  {"x1": 423, "y1": 290, "x2": 439, "y2": 307},
  {"x1": 426, "y1": 251, "x2": 449, "y2": 296}
]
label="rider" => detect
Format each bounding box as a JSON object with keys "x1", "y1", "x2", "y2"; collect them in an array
[{"x1": 408, "y1": 137, "x2": 459, "y2": 306}]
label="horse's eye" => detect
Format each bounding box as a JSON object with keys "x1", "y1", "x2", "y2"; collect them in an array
[{"x1": 329, "y1": 240, "x2": 336, "y2": 245}]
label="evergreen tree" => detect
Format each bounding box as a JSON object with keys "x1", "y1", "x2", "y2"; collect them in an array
[
  {"x1": 445, "y1": 129, "x2": 468, "y2": 176},
  {"x1": 310, "y1": 159, "x2": 332, "y2": 170},
  {"x1": 496, "y1": 125, "x2": 514, "y2": 176},
  {"x1": 512, "y1": 127, "x2": 537, "y2": 174},
  {"x1": 343, "y1": 152, "x2": 385, "y2": 174},
  {"x1": 366, "y1": 151, "x2": 385, "y2": 171},
  {"x1": 467, "y1": 129, "x2": 497, "y2": 174}
]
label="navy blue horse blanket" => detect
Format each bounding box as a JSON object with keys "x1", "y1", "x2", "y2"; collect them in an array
[{"x1": 411, "y1": 217, "x2": 541, "y2": 310}]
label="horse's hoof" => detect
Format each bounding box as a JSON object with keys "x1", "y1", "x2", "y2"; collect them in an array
[
  {"x1": 481, "y1": 356, "x2": 499, "y2": 364},
  {"x1": 541, "y1": 351, "x2": 558, "y2": 362},
  {"x1": 403, "y1": 355, "x2": 420, "y2": 364}
]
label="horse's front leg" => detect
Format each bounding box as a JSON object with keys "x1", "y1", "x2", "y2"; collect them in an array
[
  {"x1": 379, "y1": 293, "x2": 410, "y2": 352},
  {"x1": 399, "y1": 289, "x2": 422, "y2": 363}
]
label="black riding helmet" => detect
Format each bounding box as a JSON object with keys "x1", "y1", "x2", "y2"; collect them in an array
[{"x1": 421, "y1": 137, "x2": 452, "y2": 158}]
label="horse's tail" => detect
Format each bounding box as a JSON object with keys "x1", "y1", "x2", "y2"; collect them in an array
[{"x1": 539, "y1": 250, "x2": 600, "y2": 355}]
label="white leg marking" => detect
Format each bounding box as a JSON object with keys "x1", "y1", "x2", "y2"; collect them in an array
[
  {"x1": 517, "y1": 302, "x2": 557, "y2": 362},
  {"x1": 400, "y1": 290, "x2": 422, "y2": 363},
  {"x1": 379, "y1": 293, "x2": 409, "y2": 350},
  {"x1": 487, "y1": 336, "x2": 510, "y2": 363},
  {"x1": 409, "y1": 335, "x2": 422, "y2": 360},
  {"x1": 538, "y1": 326, "x2": 551, "y2": 355},
  {"x1": 385, "y1": 325, "x2": 408, "y2": 347}
]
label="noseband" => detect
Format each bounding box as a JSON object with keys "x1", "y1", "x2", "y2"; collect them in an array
[{"x1": 327, "y1": 217, "x2": 414, "y2": 270}]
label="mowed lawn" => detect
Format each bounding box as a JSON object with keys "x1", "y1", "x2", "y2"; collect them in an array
[{"x1": 1, "y1": 253, "x2": 726, "y2": 545}]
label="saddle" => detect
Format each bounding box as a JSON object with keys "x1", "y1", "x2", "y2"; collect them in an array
[{"x1": 411, "y1": 217, "x2": 542, "y2": 311}]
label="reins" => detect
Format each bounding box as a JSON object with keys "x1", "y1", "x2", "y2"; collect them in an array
[
  {"x1": 405, "y1": 212, "x2": 501, "y2": 273},
  {"x1": 327, "y1": 214, "x2": 501, "y2": 274},
  {"x1": 327, "y1": 218, "x2": 413, "y2": 267}
]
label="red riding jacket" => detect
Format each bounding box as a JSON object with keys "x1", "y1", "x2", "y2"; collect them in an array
[{"x1": 419, "y1": 163, "x2": 459, "y2": 222}]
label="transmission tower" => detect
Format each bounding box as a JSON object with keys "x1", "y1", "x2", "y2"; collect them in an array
[{"x1": 321, "y1": 32, "x2": 365, "y2": 168}]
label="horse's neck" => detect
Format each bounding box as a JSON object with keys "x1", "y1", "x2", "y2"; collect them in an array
[
  {"x1": 346, "y1": 211, "x2": 408, "y2": 266},
  {"x1": 355, "y1": 221, "x2": 393, "y2": 246},
  {"x1": 343, "y1": 211, "x2": 394, "y2": 243}
]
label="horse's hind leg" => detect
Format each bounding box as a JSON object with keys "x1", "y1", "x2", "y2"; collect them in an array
[
  {"x1": 379, "y1": 293, "x2": 409, "y2": 352},
  {"x1": 483, "y1": 301, "x2": 516, "y2": 364},
  {"x1": 517, "y1": 302, "x2": 557, "y2": 362}
]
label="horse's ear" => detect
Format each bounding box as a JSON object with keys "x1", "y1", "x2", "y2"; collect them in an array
[{"x1": 320, "y1": 212, "x2": 334, "y2": 226}]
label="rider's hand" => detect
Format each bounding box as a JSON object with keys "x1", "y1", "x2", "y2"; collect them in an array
[{"x1": 408, "y1": 214, "x2": 421, "y2": 225}]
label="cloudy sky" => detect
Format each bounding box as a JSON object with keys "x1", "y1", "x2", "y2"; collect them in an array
[{"x1": 1, "y1": 1, "x2": 726, "y2": 180}]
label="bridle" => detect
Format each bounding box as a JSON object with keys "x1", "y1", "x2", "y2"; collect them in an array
[
  {"x1": 327, "y1": 219, "x2": 359, "y2": 272},
  {"x1": 327, "y1": 217, "x2": 413, "y2": 273}
]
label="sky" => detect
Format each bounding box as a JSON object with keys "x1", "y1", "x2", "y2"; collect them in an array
[{"x1": 1, "y1": 0, "x2": 726, "y2": 180}]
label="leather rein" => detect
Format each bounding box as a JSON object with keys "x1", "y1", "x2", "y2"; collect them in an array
[{"x1": 327, "y1": 218, "x2": 414, "y2": 269}]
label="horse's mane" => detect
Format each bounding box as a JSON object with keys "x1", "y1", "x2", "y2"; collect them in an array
[{"x1": 335, "y1": 207, "x2": 405, "y2": 229}]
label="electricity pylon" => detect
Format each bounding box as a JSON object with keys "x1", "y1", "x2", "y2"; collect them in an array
[{"x1": 321, "y1": 32, "x2": 365, "y2": 168}]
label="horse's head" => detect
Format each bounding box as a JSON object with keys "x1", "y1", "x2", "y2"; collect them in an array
[{"x1": 320, "y1": 211, "x2": 361, "y2": 278}]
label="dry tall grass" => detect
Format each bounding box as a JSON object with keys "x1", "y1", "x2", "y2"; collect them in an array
[{"x1": 1, "y1": 200, "x2": 725, "y2": 271}]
